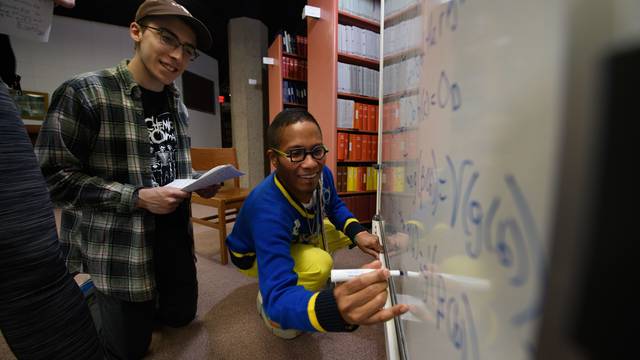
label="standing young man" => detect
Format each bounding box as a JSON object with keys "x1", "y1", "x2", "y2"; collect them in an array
[
  {"x1": 35, "y1": 1, "x2": 217, "y2": 358},
  {"x1": 226, "y1": 109, "x2": 408, "y2": 339}
]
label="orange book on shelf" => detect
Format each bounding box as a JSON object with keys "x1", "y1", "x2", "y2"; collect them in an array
[
  {"x1": 353, "y1": 134, "x2": 362, "y2": 160},
  {"x1": 365, "y1": 104, "x2": 370, "y2": 132},
  {"x1": 362, "y1": 135, "x2": 370, "y2": 161},
  {"x1": 354, "y1": 102, "x2": 362, "y2": 130},
  {"x1": 347, "y1": 134, "x2": 354, "y2": 160},
  {"x1": 370, "y1": 135, "x2": 376, "y2": 161},
  {"x1": 343, "y1": 132, "x2": 350, "y2": 160},
  {"x1": 337, "y1": 132, "x2": 347, "y2": 161},
  {"x1": 360, "y1": 104, "x2": 371, "y2": 131},
  {"x1": 372, "y1": 135, "x2": 378, "y2": 161},
  {"x1": 372, "y1": 104, "x2": 378, "y2": 132}
]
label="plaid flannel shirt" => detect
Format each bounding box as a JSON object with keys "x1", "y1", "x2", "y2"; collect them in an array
[{"x1": 35, "y1": 60, "x2": 193, "y2": 302}]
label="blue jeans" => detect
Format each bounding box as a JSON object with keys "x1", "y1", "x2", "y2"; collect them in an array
[{"x1": 0, "y1": 81, "x2": 103, "y2": 359}]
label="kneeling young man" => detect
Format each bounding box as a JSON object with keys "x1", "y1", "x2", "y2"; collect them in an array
[{"x1": 226, "y1": 109, "x2": 408, "y2": 338}]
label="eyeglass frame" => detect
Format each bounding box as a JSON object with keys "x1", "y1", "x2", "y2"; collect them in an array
[
  {"x1": 270, "y1": 144, "x2": 329, "y2": 163},
  {"x1": 137, "y1": 24, "x2": 199, "y2": 61}
]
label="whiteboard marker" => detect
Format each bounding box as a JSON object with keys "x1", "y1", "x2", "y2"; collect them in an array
[{"x1": 331, "y1": 268, "x2": 420, "y2": 282}]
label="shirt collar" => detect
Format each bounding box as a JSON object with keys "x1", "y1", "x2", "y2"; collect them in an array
[{"x1": 116, "y1": 59, "x2": 181, "y2": 99}]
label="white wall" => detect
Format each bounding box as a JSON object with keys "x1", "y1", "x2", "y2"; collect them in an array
[
  {"x1": 11, "y1": 15, "x2": 221, "y2": 147},
  {"x1": 613, "y1": 0, "x2": 640, "y2": 46}
]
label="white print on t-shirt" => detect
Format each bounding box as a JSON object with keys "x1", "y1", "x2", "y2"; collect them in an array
[{"x1": 146, "y1": 112, "x2": 177, "y2": 187}]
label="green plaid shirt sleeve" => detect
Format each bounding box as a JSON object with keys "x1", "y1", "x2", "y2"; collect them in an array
[{"x1": 36, "y1": 75, "x2": 139, "y2": 213}]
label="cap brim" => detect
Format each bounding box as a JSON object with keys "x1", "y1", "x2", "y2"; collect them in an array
[{"x1": 179, "y1": 15, "x2": 212, "y2": 51}]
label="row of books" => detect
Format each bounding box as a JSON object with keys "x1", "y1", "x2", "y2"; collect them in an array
[
  {"x1": 382, "y1": 131, "x2": 417, "y2": 161},
  {"x1": 338, "y1": 62, "x2": 379, "y2": 97},
  {"x1": 384, "y1": 16, "x2": 422, "y2": 55},
  {"x1": 282, "y1": 57, "x2": 307, "y2": 81},
  {"x1": 341, "y1": 193, "x2": 376, "y2": 222},
  {"x1": 337, "y1": 99, "x2": 379, "y2": 131},
  {"x1": 382, "y1": 95, "x2": 419, "y2": 130},
  {"x1": 384, "y1": 0, "x2": 419, "y2": 17},
  {"x1": 338, "y1": 24, "x2": 380, "y2": 60},
  {"x1": 283, "y1": 80, "x2": 307, "y2": 105},
  {"x1": 339, "y1": 0, "x2": 381, "y2": 23},
  {"x1": 336, "y1": 166, "x2": 378, "y2": 192},
  {"x1": 383, "y1": 56, "x2": 422, "y2": 95},
  {"x1": 337, "y1": 132, "x2": 378, "y2": 162},
  {"x1": 281, "y1": 31, "x2": 307, "y2": 58}
]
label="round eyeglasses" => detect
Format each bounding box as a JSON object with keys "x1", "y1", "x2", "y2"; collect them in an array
[{"x1": 271, "y1": 145, "x2": 329, "y2": 163}]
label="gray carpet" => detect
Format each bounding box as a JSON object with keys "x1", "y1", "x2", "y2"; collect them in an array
[{"x1": 0, "y1": 205, "x2": 387, "y2": 360}]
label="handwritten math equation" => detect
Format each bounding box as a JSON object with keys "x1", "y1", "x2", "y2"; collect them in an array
[{"x1": 386, "y1": 148, "x2": 547, "y2": 359}]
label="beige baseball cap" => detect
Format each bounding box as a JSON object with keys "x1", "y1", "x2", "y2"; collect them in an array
[{"x1": 135, "y1": 0, "x2": 212, "y2": 50}]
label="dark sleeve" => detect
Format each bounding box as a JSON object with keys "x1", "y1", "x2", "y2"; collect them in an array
[{"x1": 0, "y1": 34, "x2": 17, "y2": 86}]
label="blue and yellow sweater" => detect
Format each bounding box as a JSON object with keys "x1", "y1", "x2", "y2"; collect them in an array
[{"x1": 226, "y1": 166, "x2": 366, "y2": 332}]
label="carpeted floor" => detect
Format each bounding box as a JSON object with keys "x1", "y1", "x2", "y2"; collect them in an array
[{"x1": 0, "y1": 204, "x2": 387, "y2": 360}]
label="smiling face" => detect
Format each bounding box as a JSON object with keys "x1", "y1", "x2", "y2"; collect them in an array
[
  {"x1": 128, "y1": 16, "x2": 196, "y2": 91},
  {"x1": 269, "y1": 120, "x2": 326, "y2": 203}
]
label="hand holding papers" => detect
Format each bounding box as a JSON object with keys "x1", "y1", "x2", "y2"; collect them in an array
[{"x1": 165, "y1": 164, "x2": 244, "y2": 192}]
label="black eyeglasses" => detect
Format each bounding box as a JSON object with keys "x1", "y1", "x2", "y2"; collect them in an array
[
  {"x1": 271, "y1": 145, "x2": 329, "y2": 163},
  {"x1": 139, "y1": 24, "x2": 199, "y2": 61}
]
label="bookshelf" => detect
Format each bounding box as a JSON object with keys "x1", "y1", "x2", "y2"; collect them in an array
[
  {"x1": 267, "y1": 33, "x2": 308, "y2": 123},
  {"x1": 308, "y1": 0, "x2": 381, "y2": 223}
]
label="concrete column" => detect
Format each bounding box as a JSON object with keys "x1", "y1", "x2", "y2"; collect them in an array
[{"x1": 228, "y1": 17, "x2": 268, "y2": 188}]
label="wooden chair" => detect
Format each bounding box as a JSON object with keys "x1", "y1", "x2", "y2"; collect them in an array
[{"x1": 190, "y1": 147, "x2": 250, "y2": 265}]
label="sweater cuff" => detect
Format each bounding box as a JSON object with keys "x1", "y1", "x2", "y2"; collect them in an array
[
  {"x1": 314, "y1": 289, "x2": 358, "y2": 332},
  {"x1": 345, "y1": 221, "x2": 367, "y2": 242}
]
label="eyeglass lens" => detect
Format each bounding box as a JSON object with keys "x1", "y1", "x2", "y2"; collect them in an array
[
  {"x1": 289, "y1": 145, "x2": 327, "y2": 162},
  {"x1": 145, "y1": 25, "x2": 198, "y2": 60}
]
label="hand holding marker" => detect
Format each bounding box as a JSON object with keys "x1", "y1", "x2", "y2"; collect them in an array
[{"x1": 331, "y1": 268, "x2": 420, "y2": 282}]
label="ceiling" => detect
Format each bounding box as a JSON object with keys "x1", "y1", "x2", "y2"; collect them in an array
[{"x1": 54, "y1": 0, "x2": 308, "y2": 94}]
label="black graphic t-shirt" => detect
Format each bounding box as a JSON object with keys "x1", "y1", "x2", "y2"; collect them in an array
[
  {"x1": 141, "y1": 87, "x2": 177, "y2": 187},
  {"x1": 141, "y1": 87, "x2": 190, "y2": 243}
]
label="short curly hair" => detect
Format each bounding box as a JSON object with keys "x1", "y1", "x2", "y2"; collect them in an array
[{"x1": 267, "y1": 109, "x2": 323, "y2": 149}]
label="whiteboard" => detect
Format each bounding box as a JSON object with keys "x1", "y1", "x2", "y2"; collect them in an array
[{"x1": 379, "y1": 0, "x2": 567, "y2": 359}]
